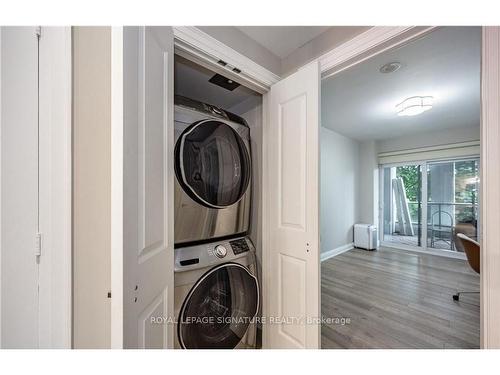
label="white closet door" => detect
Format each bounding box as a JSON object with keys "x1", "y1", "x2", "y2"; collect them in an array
[
  {"x1": 0, "y1": 26, "x2": 39, "y2": 348},
  {"x1": 123, "y1": 26, "x2": 174, "y2": 349},
  {"x1": 265, "y1": 61, "x2": 321, "y2": 348}
]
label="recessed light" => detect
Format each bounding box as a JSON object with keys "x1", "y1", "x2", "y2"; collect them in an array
[
  {"x1": 396, "y1": 96, "x2": 433, "y2": 116},
  {"x1": 379, "y1": 62, "x2": 402, "y2": 74}
]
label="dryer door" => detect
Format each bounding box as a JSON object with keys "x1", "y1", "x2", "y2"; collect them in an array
[
  {"x1": 175, "y1": 120, "x2": 251, "y2": 209},
  {"x1": 178, "y1": 263, "x2": 259, "y2": 349}
]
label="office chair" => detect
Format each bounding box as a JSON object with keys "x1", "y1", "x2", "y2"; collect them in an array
[{"x1": 453, "y1": 233, "x2": 480, "y2": 301}]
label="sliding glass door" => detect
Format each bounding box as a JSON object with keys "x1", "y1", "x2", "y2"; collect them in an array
[
  {"x1": 381, "y1": 157, "x2": 479, "y2": 254},
  {"x1": 426, "y1": 159, "x2": 479, "y2": 251}
]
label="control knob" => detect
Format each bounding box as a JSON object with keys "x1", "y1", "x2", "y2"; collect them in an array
[{"x1": 214, "y1": 245, "x2": 227, "y2": 258}]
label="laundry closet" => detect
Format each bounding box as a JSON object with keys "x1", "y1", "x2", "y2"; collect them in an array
[{"x1": 171, "y1": 53, "x2": 264, "y2": 349}]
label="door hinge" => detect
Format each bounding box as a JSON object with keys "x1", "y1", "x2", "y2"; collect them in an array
[
  {"x1": 36, "y1": 26, "x2": 41, "y2": 39},
  {"x1": 35, "y1": 232, "x2": 42, "y2": 257}
]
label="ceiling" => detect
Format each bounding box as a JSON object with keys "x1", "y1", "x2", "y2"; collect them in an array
[
  {"x1": 236, "y1": 26, "x2": 330, "y2": 59},
  {"x1": 321, "y1": 27, "x2": 481, "y2": 141},
  {"x1": 174, "y1": 55, "x2": 259, "y2": 112}
]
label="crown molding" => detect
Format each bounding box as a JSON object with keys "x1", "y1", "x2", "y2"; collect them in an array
[
  {"x1": 173, "y1": 26, "x2": 280, "y2": 91},
  {"x1": 319, "y1": 26, "x2": 438, "y2": 77}
]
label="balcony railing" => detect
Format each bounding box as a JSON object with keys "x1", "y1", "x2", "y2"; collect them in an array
[
  {"x1": 392, "y1": 201, "x2": 478, "y2": 251},
  {"x1": 402, "y1": 201, "x2": 478, "y2": 227}
]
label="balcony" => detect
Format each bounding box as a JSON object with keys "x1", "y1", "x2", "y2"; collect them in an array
[{"x1": 385, "y1": 201, "x2": 478, "y2": 252}]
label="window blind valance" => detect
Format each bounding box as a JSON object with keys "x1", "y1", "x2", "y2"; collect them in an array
[{"x1": 378, "y1": 140, "x2": 480, "y2": 165}]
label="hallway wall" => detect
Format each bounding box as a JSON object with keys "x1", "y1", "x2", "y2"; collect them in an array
[
  {"x1": 72, "y1": 26, "x2": 111, "y2": 349},
  {"x1": 320, "y1": 127, "x2": 360, "y2": 254}
]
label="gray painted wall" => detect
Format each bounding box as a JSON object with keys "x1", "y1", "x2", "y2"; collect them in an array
[
  {"x1": 238, "y1": 98, "x2": 263, "y2": 330},
  {"x1": 237, "y1": 98, "x2": 263, "y2": 283},
  {"x1": 320, "y1": 127, "x2": 360, "y2": 253}
]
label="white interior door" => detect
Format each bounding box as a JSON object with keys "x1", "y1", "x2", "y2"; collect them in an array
[
  {"x1": 265, "y1": 61, "x2": 321, "y2": 348},
  {"x1": 123, "y1": 26, "x2": 174, "y2": 348},
  {"x1": 0, "y1": 26, "x2": 40, "y2": 348}
]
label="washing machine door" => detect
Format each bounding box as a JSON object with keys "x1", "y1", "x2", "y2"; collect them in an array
[
  {"x1": 178, "y1": 263, "x2": 259, "y2": 349},
  {"x1": 175, "y1": 119, "x2": 251, "y2": 209}
]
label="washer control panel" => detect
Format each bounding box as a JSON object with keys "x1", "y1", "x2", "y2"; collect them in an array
[{"x1": 214, "y1": 244, "x2": 227, "y2": 258}]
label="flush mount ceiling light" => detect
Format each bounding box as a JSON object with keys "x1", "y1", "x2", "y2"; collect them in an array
[{"x1": 396, "y1": 96, "x2": 433, "y2": 116}]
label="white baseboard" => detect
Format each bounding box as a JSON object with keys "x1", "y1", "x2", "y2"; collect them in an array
[{"x1": 321, "y1": 243, "x2": 354, "y2": 262}]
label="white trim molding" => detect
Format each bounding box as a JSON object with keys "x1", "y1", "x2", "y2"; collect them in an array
[
  {"x1": 319, "y1": 26, "x2": 437, "y2": 77},
  {"x1": 110, "y1": 26, "x2": 124, "y2": 349},
  {"x1": 0, "y1": 27, "x2": 3, "y2": 347},
  {"x1": 481, "y1": 26, "x2": 500, "y2": 349},
  {"x1": 320, "y1": 243, "x2": 354, "y2": 262},
  {"x1": 172, "y1": 26, "x2": 280, "y2": 92},
  {"x1": 261, "y1": 92, "x2": 271, "y2": 349}
]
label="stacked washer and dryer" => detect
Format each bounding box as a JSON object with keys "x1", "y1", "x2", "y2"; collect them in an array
[{"x1": 173, "y1": 95, "x2": 260, "y2": 349}]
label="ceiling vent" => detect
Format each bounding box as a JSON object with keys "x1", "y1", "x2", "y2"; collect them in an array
[{"x1": 379, "y1": 62, "x2": 402, "y2": 74}]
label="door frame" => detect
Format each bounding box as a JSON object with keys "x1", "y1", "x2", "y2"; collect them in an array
[
  {"x1": 0, "y1": 26, "x2": 72, "y2": 348},
  {"x1": 479, "y1": 27, "x2": 500, "y2": 348},
  {"x1": 110, "y1": 26, "x2": 123, "y2": 349},
  {"x1": 315, "y1": 26, "x2": 500, "y2": 349}
]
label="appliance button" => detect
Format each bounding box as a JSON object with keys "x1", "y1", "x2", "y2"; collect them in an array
[{"x1": 214, "y1": 245, "x2": 227, "y2": 258}]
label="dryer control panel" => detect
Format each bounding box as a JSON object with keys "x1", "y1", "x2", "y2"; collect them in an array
[{"x1": 174, "y1": 236, "x2": 255, "y2": 272}]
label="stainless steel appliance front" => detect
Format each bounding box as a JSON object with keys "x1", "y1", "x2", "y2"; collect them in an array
[
  {"x1": 173, "y1": 236, "x2": 259, "y2": 348},
  {"x1": 174, "y1": 97, "x2": 251, "y2": 246}
]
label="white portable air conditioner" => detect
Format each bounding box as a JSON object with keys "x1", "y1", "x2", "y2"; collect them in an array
[{"x1": 354, "y1": 224, "x2": 378, "y2": 250}]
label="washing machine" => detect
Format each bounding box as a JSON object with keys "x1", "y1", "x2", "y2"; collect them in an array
[
  {"x1": 174, "y1": 236, "x2": 259, "y2": 349},
  {"x1": 174, "y1": 95, "x2": 252, "y2": 246}
]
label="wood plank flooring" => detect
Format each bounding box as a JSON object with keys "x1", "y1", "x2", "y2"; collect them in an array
[{"x1": 321, "y1": 246, "x2": 480, "y2": 349}]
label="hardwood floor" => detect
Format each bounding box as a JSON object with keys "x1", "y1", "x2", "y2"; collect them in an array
[{"x1": 321, "y1": 246, "x2": 480, "y2": 349}]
